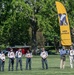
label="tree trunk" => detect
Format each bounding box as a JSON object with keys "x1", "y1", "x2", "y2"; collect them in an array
[
  {"x1": 32, "y1": 28, "x2": 37, "y2": 53},
  {"x1": 30, "y1": 17, "x2": 38, "y2": 54}
]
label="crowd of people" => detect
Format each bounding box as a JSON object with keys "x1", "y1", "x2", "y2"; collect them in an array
[
  {"x1": 0, "y1": 46, "x2": 74, "y2": 72},
  {"x1": 0, "y1": 47, "x2": 48, "y2": 71}
]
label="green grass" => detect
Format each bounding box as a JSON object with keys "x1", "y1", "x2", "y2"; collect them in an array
[{"x1": 0, "y1": 55, "x2": 74, "y2": 75}]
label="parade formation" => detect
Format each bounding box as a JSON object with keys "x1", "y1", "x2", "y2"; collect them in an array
[{"x1": 0, "y1": 46, "x2": 74, "y2": 72}]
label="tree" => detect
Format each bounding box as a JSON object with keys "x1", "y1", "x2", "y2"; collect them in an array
[
  {"x1": 0, "y1": 0, "x2": 31, "y2": 46},
  {"x1": 0, "y1": 0, "x2": 74, "y2": 51},
  {"x1": 24, "y1": 0, "x2": 60, "y2": 50}
]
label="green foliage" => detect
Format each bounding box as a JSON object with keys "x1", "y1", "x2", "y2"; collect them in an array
[
  {"x1": 0, "y1": 44, "x2": 6, "y2": 50},
  {"x1": 0, "y1": 0, "x2": 74, "y2": 47},
  {"x1": 0, "y1": 0, "x2": 30, "y2": 46},
  {"x1": 45, "y1": 46, "x2": 55, "y2": 51},
  {"x1": 45, "y1": 46, "x2": 56, "y2": 55},
  {"x1": 36, "y1": 0, "x2": 60, "y2": 43}
]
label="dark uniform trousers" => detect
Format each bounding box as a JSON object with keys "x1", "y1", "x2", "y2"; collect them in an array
[
  {"x1": 1, "y1": 60, "x2": 5, "y2": 71},
  {"x1": 0, "y1": 59, "x2": 1, "y2": 71},
  {"x1": 16, "y1": 58, "x2": 22, "y2": 70},
  {"x1": 0, "y1": 60, "x2": 5, "y2": 71},
  {"x1": 42, "y1": 58, "x2": 48, "y2": 69},
  {"x1": 26, "y1": 58, "x2": 31, "y2": 70},
  {"x1": 8, "y1": 58, "x2": 14, "y2": 71}
]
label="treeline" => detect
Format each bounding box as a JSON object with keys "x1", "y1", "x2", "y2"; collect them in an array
[{"x1": 0, "y1": 0, "x2": 74, "y2": 49}]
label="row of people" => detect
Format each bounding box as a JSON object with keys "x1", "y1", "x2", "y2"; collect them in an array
[
  {"x1": 59, "y1": 46, "x2": 74, "y2": 69},
  {"x1": 0, "y1": 47, "x2": 48, "y2": 71},
  {"x1": 8, "y1": 49, "x2": 33, "y2": 71},
  {"x1": 1, "y1": 46, "x2": 74, "y2": 71}
]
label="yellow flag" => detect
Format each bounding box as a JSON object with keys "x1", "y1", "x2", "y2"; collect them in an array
[{"x1": 55, "y1": 1, "x2": 72, "y2": 46}]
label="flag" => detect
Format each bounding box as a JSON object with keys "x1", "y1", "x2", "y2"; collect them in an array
[{"x1": 55, "y1": 1, "x2": 72, "y2": 46}]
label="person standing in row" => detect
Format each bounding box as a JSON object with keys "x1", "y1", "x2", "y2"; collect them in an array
[
  {"x1": 59, "y1": 46, "x2": 67, "y2": 69},
  {"x1": 8, "y1": 49, "x2": 15, "y2": 71},
  {"x1": 40, "y1": 47, "x2": 48, "y2": 70},
  {"x1": 25, "y1": 50, "x2": 33, "y2": 70},
  {"x1": 16, "y1": 49, "x2": 23, "y2": 71},
  {"x1": 69, "y1": 46, "x2": 74, "y2": 68},
  {"x1": 0, "y1": 52, "x2": 5, "y2": 71}
]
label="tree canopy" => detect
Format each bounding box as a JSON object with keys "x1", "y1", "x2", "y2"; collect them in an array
[{"x1": 0, "y1": 0, "x2": 74, "y2": 48}]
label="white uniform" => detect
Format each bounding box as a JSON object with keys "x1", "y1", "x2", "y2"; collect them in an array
[{"x1": 69, "y1": 49, "x2": 74, "y2": 68}]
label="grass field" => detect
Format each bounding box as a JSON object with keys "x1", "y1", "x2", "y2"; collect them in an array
[{"x1": 0, "y1": 55, "x2": 74, "y2": 75}]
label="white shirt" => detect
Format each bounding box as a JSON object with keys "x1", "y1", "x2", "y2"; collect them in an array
[
  {"x1": 8, "y1": 51, "x2": 15, "y2": 58},
  {"x1": 16, "y1": 51, "x2": 22, "y2": 58},
  {"x1": 40, "y1": 51, "x2": 48, "y2": 58},
  {"x1": 1, "y1": 53, "x2": 5, "y2": 61},
  {"x1": 25, "y1": 53, "x2": 33, "y2": 58},
  {"x1": 70, "y1": 49, "x2": 74, "y2": 56}
]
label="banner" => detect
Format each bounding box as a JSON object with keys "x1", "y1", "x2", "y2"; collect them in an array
[{"x1": 55, "y1": 1, "x2": 72, "y2": 46}]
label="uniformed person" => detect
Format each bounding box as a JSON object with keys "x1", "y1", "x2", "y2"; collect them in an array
[
  {"x1": 8, "y1": 49, "x2": 15, "y2": 71},
  {"x1": 25, "y1": 50, "x2": 33, "y2": 70},
  {"x1": 0, "y1": 52, "x2": 5, "y2": 71},
  {"x1": 40, "y1": 47, "x2": 48, "y2": 70},
  {"x1": 59, "y1": 46, "x2": 67, "y2": 69},
  {"x1": 16, "y1": 49, "x2": 23, "y2": 71},
  {"x1": 69, "y1": 47, "x2": 74, "y2": 68}
]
